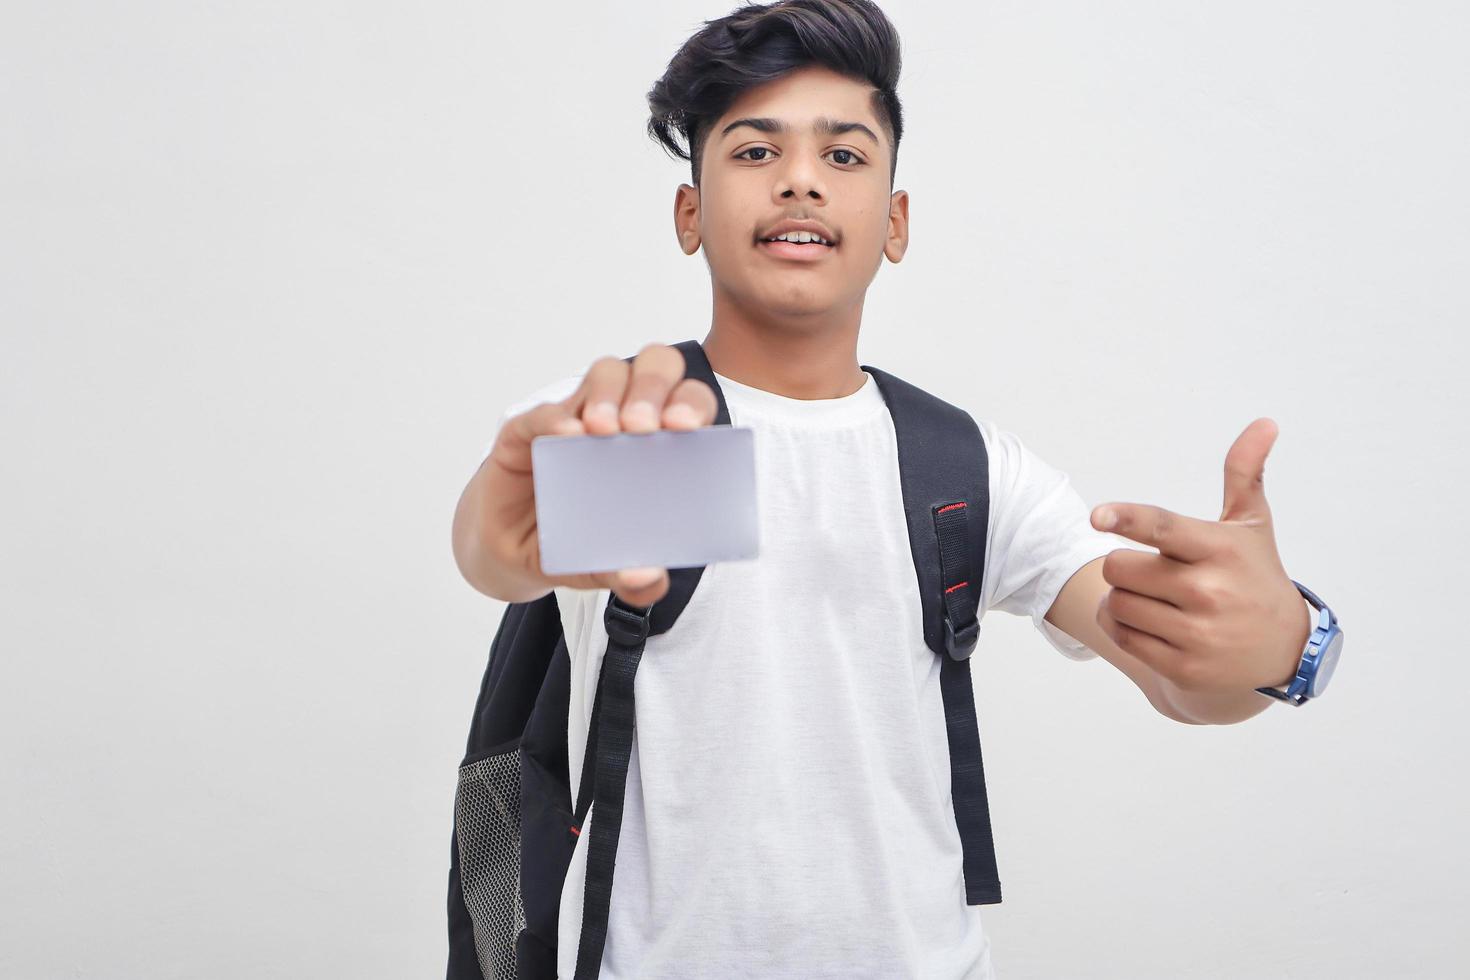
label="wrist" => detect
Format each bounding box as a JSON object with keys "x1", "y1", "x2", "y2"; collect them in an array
[{"x1": 1270, "y1": 594, "x2": 1316, "y2": 689}]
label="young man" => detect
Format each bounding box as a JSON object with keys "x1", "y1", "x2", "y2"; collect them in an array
[{"x1": 453, "y1": 1, "x2": 1319, "y2": 976}]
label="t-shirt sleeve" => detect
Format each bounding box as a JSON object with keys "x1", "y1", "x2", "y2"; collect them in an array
[{"x1": 978, "y1": 419, "x2": 1147, "y2": 661}]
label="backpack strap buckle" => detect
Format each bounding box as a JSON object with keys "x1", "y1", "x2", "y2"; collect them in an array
[
  {"x1": 944, "y1": 614, "x2": 980, "y2": 661},
  {"x1": 604, "y1": 594, "x2": 653, "y2": 647}
]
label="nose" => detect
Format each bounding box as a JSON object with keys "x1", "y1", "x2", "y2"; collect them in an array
[
  {"x1": 780, "y1": 184, "x2": 822, "y2": 201},
  {"x1": 773, "y1": 152, "x2": 825, "y2": 203}
]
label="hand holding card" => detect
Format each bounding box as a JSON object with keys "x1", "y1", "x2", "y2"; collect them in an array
[{"x1": 473, "y1": 343, "x2": 729, "y2": 607}]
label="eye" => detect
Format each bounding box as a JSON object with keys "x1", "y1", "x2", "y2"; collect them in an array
[{"x1": 733, "y1": 146, "x2": 867, "y2": 167}]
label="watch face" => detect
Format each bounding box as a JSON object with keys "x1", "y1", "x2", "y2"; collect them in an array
[{"x1": 1312, "y1": 630, "x2": 1343, "y2": 696}]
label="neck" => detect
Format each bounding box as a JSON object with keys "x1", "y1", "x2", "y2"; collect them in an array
[{"x1": 700, "y1": 283, "x2": 869, "y2": 400}]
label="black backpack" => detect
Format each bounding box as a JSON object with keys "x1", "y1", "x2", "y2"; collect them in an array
[{"x1": 447, "y1": 339, "x2": 1001, "y2": 980}]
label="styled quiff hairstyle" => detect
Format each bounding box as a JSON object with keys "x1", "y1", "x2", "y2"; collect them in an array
[{"x1": 646, "y1": 0, "x2": 904, "y2": 188}]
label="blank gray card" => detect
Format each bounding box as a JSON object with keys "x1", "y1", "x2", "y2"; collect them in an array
[{"x1": 531, "y1": 424, "x2": 760, "y2": 576}]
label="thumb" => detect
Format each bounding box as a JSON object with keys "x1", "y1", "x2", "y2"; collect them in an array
[
  {"x1": 606, "y1": 566, "x2": 669, "y2": 608},
  {"x1": 1221, "y1": 417, "x2": 1278, "y2": 526}
]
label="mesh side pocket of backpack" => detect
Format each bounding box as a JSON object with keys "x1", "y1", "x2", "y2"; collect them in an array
[{"x1": 455, "y1": 741, "x2": 528, "y2": 980}]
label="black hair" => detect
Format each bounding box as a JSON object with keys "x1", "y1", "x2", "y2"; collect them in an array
[{"x1": 646, "y1": 0, "x2": 904, "y2": 188}]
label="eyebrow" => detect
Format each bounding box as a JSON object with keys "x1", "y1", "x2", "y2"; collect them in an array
[{"x1": 719, "y1": 115, "x2": 880, "y2": 146}]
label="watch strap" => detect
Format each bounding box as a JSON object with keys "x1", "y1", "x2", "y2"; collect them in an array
[{"x1": 1255, "y1": 584, "x2": 1325, "y2": 705}]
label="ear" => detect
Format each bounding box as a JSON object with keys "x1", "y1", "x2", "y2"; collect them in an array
[
  {"x1": 674, "y1": 183, "x2": 701, "y2": 255},
  {"x1": 883, "y1": 188, "x2": 909, "y2": 263}
]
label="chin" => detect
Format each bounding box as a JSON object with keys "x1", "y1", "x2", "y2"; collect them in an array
[
  {"x1": 774, "y1": 304, "x2": 836, "y2": 321},
  {"x1": 754, "y1": 282, "x2": 842, "y2": 313},
  {"x1": 715, "y1": 273, "x2": 843, "y2": 318}
]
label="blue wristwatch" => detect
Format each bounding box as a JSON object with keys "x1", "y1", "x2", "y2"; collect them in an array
[{"x1": 1255, "y1": 580, "x2": 1342, "y2": 706}]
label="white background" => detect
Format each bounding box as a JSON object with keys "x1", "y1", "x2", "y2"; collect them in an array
[{"x1": 3, "y1": 1, "x2": 1465, "y2": 977}]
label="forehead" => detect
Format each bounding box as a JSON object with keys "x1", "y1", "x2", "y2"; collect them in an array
[{"x1": 714, "y1": 64, "x2": 880, "y2": 134}]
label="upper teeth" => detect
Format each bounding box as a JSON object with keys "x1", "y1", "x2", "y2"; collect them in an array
[{"x1": 766, "y1": 231, "x2": 830, "y2": 245}]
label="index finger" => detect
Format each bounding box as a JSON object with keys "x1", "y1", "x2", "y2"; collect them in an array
[
  {"x1": 1092, "y1": 502, "x2": 1221, "y2": 563},
  {"x1": 492, "y1": 400, "x2": 585, "y2": 474}
]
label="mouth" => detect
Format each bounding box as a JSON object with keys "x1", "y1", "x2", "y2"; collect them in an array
[{"x1": 755, "y1": 237, "x2": 838, "y2": 262}]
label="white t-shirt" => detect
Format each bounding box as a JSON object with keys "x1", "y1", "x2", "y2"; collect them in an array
[{"x1": 483, "y1": 366, "x2": 1132, "y2": 979}]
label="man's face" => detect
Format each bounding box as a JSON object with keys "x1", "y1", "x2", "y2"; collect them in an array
[{"x1": 674, "y1": 64, "x2": 909, "y2": 320}]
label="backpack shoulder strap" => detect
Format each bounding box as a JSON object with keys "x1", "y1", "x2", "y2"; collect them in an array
[
  {"x1": 635, "y1": 339, "x2": 733, "y2": 636},
  {"x1": 863, "y1": 362, "x2": 1004, "y2": 906},
  {"x1": 572, "y1": 338, "x2": 727, "y2": 978},
  {"x1": 861, "y1": 365, "x2": 986, "y2": 659}
]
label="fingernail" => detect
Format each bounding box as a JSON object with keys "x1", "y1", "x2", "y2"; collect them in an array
[
  {"x1": 590, "y1": 401, "x2": 618, "y2": 420},
  {"x1": 1097, "y1": 509, "x2": 1117, "y2": 530},
  {"x1": 666, "y1": 404, "x2": 698, "y2": 427},
  {"x1": 626, "y1": 402, "x2": 657, "y2": 428}
]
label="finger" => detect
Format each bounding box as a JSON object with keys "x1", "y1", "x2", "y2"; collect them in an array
[
  {"x1": 493, "y1": 401, "x2": 586, "y2": 474},
  {"x1": 1100, "y1": 548, "x2": 1193, "y2": 608},
  {"x1": 538, "y1": 564, "x2": 670, "y2": 607},
  {"x1": 1096, "y1": 590, "x2": 1182, "y2": 679},
  {"x1": 569, "y1": 356, "x2": 634, "y2": 436},
  {"x1": 597, "y1": 566, "x2": 670, "y2": 608},
  {"x1": 1104, "y1": 585, "x2": 1195, "y2": 650},
  {"x1": 1220, "y1": 417, "x2": 1277, "y2": 527},
  {"x1": 621, "y1": 343, "x2": 688, "y2": 433},
  {"x1": 662, "y1": 377, "x2": 719, "y2": 429},
  {"x1": 1092, "y1": 502, "x2": 1222, "y2": 563}
]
